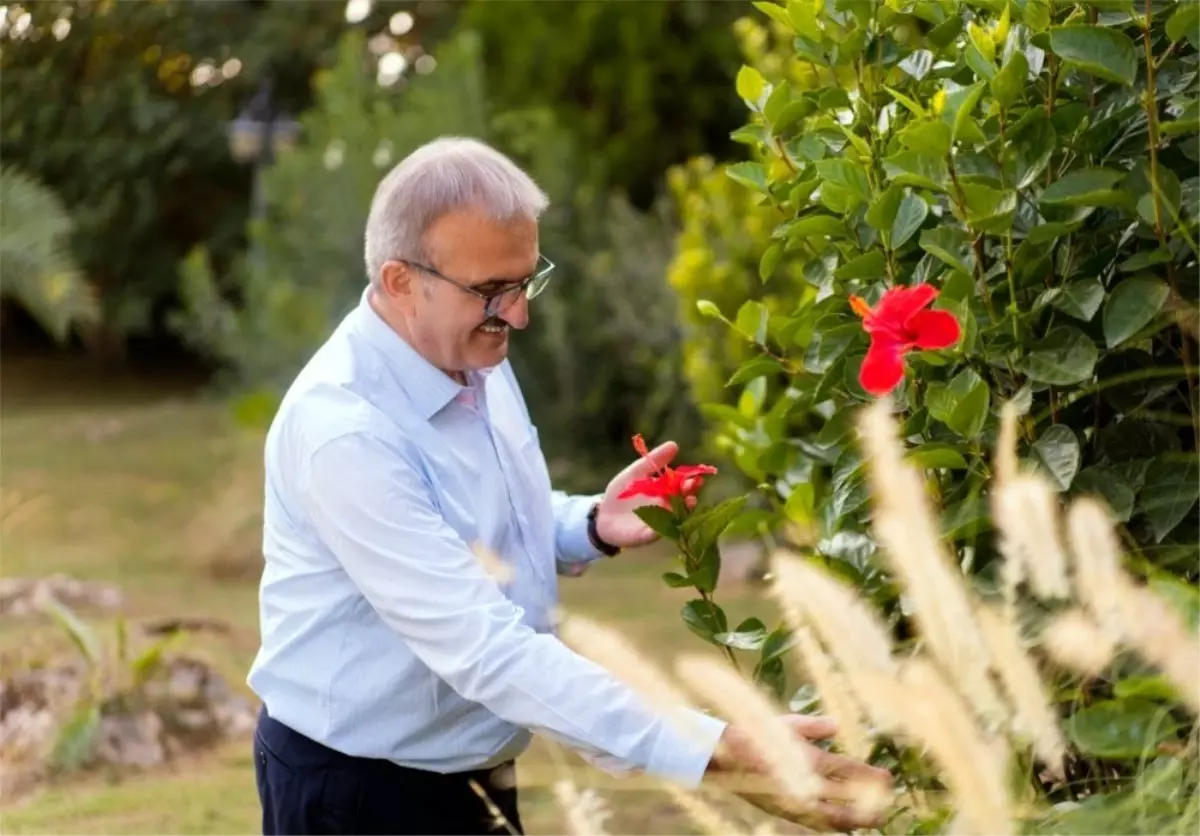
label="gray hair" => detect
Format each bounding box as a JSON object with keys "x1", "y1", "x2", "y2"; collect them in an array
[{"x1": 363, "y1": 136, "x2": 549, "y2": 286}]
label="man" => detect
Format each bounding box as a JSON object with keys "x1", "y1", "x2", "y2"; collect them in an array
[{"x1": 247, "y1": 136, "x2": 890, "y2": 835}]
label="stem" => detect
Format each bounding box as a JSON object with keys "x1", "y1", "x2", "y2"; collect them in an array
[{"x1": 1141, "y1": 0, "x2": 1200, "y2": 449}]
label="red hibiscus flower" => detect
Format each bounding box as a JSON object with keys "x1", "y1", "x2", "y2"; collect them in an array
[
  {"x1": 849, "y1": 284, "x2": 961, "y2": 396},
  {"x1": 619, "y1": 434, "x2": 718, "y2": 500}
]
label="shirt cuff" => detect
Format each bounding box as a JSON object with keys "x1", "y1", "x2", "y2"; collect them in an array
[
  {"x1": 554, "y1": 493, "x2": 605, "y2": 572},
  {"x1": 645, "y1": 708, "x2": 727, "y2": 789}
]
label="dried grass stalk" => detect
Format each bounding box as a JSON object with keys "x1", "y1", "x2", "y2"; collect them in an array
[
  {"x1": 470, "y1": 542, "x2": 515, "y2": 585},
  {"x1": 993, "y1": 475, "x2": 1071, "y2": 601},
  {"x1": 975, "y1": 604, "x2": 1066, "y2": 778},
  {"x1": 857, "y1": 400, "x2": 1007, "y2": 727},
  {"x1": 855, "y1": 660, "x2": 1014, "y2": 836},
  {"x1": 660, "y1": 784, "x2": 742, "y2": 836},
  {"x1": 791, "y1": 624, "x2": 873, "y2": 761},
  {"x1": 674, "y1": 654, "x2": 822, "y2": 803},
  {"x1": 1042, "y1": 609, "x2": 1116, "y2": 677},
  {"x1": 552, "y1": 778, "x2": 611, "y2": 836}
]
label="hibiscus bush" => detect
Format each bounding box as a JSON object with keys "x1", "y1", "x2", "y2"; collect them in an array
[{"x1": 645, "y1": 0, "x2": 1200, "y2": 832}]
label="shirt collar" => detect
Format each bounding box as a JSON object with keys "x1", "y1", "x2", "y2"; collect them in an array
[{"x1": 351, "y1": 288, "x2": 493, "y2": 420}]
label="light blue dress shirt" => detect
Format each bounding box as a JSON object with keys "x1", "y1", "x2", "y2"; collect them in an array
[{"x1": 247, "y1": 290, "x2": 726, "y2": 789}]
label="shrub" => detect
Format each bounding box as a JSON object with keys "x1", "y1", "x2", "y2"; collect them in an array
[{"x1": 656, "y1": 0, "x2": 1199, "y2": 831}]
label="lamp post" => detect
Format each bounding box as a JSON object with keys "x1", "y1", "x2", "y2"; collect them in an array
[{"x1": 226, "y1": 73, "x2": 300, "y2": 269}]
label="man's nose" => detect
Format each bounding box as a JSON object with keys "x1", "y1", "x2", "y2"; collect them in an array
[{"x1": 499, "y1": 294, "x2": 530, "y2": 330}]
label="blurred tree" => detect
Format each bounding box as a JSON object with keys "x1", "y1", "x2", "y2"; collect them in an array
[
  {"x1": 0, "y1": 0, "x2": 452, "y2": 354},
  {"x1": 458, "y1": 0, "x2": 745, "y2": 206},
  {"x1": 0, "y1": 166, "x2": 99, "y2": 344}
]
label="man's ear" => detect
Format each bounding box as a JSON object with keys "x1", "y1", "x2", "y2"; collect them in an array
[{"x1": 378, "y1": 260, "x2": 413, "y2": 301}]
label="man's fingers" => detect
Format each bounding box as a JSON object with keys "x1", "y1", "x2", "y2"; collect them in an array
[
  {"x1": 812, "y1": 747, "x2": 892, "y2": 784},
  {"x1": 627, "y1": 441, "x2": 678, "y2": 478},
  {"x1": 783, "y1": 713, "x2": 838, "y2": 740},
  {"x1": 809, "y1": 799, "x2": 888, "y2": 832}
]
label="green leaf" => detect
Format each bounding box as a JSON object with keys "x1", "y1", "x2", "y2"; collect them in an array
[
  {"x1": 1052, "y1": 279, "x2": 1105, "y2": 322},
  {"x1": 1073, "y1": 465, "x2": 1136, "y2": 522},
  {"x1": 759, "y1": 242, "x2": 783, "y2": 282},
  {"x1": 866, "y1": 185, "x2": 903, "y2": 232},
  {"x1": 834, "y1": 251, "x2": 886, "y2": 281},
  {"x1": 753, "y1": 0, "x2": 793, "y2": 29},
  {"x1": 814, "y1": 159, "x2": 872, "y2": 202},
  {"x1": 688, "y1": 546, "x2": 721, "y2": 594},
  {"x1": 680, "y1": 495, "x2": 748, "y2": 556},
  {"x1": 1103, "y1": 275, "x2": 1170, "y2": 348},
  {"x1": 727, "y1": 355, "x2": 783, "y2": 386},
  {"x1": 1067, "y1": 699, "x2": 1182, "y2": 759},
  {"x1": 1032, "y1": 425, "x2": 1081, "y2": 491},
  {"x1": 919, "y1": 227, "x2": 975, "y2": 275},
  {"x1": 50, "y1": 704, "x2": 100, "y2": 774},
  {"x1": 884, "y1": 85, "x2": 927, "y2": 117},
  {"x1": 950, "y1": 82, "x2": 986, "y2": 142},
  {"x1": 682, "y1": 599, "x2": 729, "y2": 644},
  {"x1": 1166, "y1": 2, "x2": 1200, "y2": 49},
  {"x1": 927, "y1": 369, "x2": 990, "y2": 439},
  {"x1": 736, "y1": 300, "x2": 769, "y2": 344},
  {"x1": 736, "y1": 65, "x2": 767, "y2": 106},
  {"x1": 662, "y1": 571, "x2": 692, "y2": 588},
  {"x1": 715, "y1": 617, "x2": 769, "y2": 651},
  {"x1": 1113, "y1": 676, "x2": 1182, "y2": 703},
  {"x1": 762, "y1": 82, "x2": 793, "y2": 126},
  {"x1": 774, "y1": 99, "x2": 817, "y2": 133},
  {"x1": 1119, "y1": 249, "x2": 1172, "y2": 272},
  {"x1": 1019, "y1": 327, "x2": 1098, "y2": 385},
  {"x1": 906, "y1": 443, "x2": 969, "y2": 470},
  {"x1": 726, "y1": 161, "x2": 769, "y2": 194},
  {"x1": 942, "y1": 497, "x2": 992, "y2": 542},
  {"x1": 891, "y1": 193, "x2": 929, "y2": 249},
  {"x1": 635, "y1": 505, "x2": 680, "y2": 540},
  {"x1": 990, "y1": 50, "x2": 1029, "y2": 110},
  {"x1": 1024, "y1": 0, "x2": 1050, "y2": 33},
  {"x1": 883, "y1": 150, "x2": 949, "y2": 192},
  {"x1": 1040, "y1": 168, "x2": 1125, "y2": 207},
  {"x1": 40, "y1": 597, "x2": 102, "y2": 664},
  {"x1": 696, "y1": 300, "x2": 724, "y2": 320},
  {"x1": 786, "y1": 214, "x2": 846, "y2": 239},
  {"x1": 1139, "y1": 457, "x2": 1199, "y2": 543},
  {"x1": 1048, "y1": 25, "x2": 1138, "y2": 86},
  {"x1": 804, "y1": 323, "x2": 861, "y2": 373},
  {"x1": 784, "y1": 482, "x2": 815, "y2": 523},
  {"x1": 1149, "y1": 574, "x2": 1200, "y2": 630},
  {"x1": 956, "y1": 184, "x2": 1017, "y2": 233},
  {"x1": 787, "y1": 0, "x2": 822, "y2": 41},
  {"x1": 898, "y1": 120, "x2": 951, "y2": 157}
]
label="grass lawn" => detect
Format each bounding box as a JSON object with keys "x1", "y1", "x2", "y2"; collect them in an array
[{"x1": 0, "y1": 357, "x2": 789, "y2": 835}]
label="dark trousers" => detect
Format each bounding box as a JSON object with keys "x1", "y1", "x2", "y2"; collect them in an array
[{"x1": 254, "y1": 707, "x2": 524, "y2": 835}]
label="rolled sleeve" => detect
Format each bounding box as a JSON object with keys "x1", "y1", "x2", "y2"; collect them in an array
[{"x1": 301, "y1": 432, "x2": 721, "y2": 785}]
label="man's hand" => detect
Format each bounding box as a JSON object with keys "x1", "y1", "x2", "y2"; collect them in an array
[
  {"x1": 593, "y1": 440, "x2": 697, "y2": 549},
  {"x1": 705, "y1": 715, "x2": 894, "y2": 831}
]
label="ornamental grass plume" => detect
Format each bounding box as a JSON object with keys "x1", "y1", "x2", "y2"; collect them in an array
[
  {"x1": 974, "y1": 603, "x2": 1067, "y2": 779},
  {"x1": 992, "y1": 474, "x2": 1072, "y2": 602},
  {"x1": 660, "y1": 784, "x2": 743, "y2": 836},
  {"x1": 854, "y1": 660, "x2": 1015, "y2": 836},
  {"x1": 674, "y1": 654, "x2": 823, "y2": 804},
  {"x1": 552, "y1": 778, "x2": 612, "y2": 836},
  {"x1": 1066, "y1": 499, "x2": 1200, "y2": 711},
  {"x1": 1041, "y1": 608, "x2": 1117, "y2": 677},
  {"x1": 856, "y1": 398, "x2": 1008, "y2": 727}
]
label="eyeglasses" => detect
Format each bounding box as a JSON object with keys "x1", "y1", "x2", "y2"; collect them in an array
[{"x1": 404, "y1": 254, "x2": 555, "y2": 319}]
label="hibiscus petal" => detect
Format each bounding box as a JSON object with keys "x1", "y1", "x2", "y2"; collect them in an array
[
  {"x1": 909, "y1": 309, "x2": 961, "y2": 350},
  {"x1": 874, "y1": 284, "x2": 939, "y2": 327},
  {"x1": 618, "y1": 476, "x2": 672, "y2": 500},
  {"x1": 859, "y1": 338, "x2": 906, "y2": 396},
  {"x1": 674, "y1": 464, "x2": 719, "y2": 478}
]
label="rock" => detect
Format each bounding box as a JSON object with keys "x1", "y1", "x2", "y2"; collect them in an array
[
  {"x1": 0, "y1": 574, "x2": 124, "y2": 618},
  {"x1": 94, "y1": 711, "x2": 165, "y2": 768}
]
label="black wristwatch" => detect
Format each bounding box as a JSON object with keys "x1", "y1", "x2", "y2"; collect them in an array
[{"x1": 586, "y1": 503, "x2": 621, "y2": 557}]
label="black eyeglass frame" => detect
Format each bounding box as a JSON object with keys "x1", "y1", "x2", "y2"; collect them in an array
[{"x1": 403, "y1": 254, "x2": 555, "y2": 318}]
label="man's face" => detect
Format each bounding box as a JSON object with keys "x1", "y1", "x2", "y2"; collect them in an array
[{"x1": 380, "y1": 207, "x2": 539, "y2": 376}]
